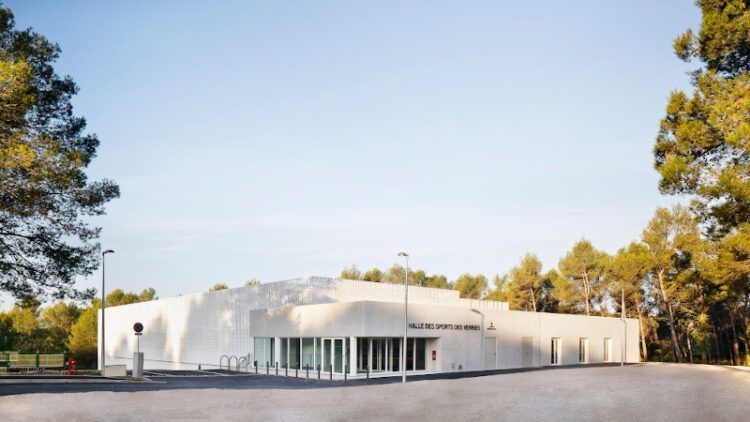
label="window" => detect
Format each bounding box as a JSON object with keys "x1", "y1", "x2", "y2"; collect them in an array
[
  {"x1": 415, "y1": 338, "x2": 426, "y2": 370},
  {"x1": 406, "y1": 337, "x2": 415, "y2": 370},
  {"x1": 579, "y1": 338, "x2": 588, "y2": 363},
  {"x1": 253, "y1": 337, "x2": 275, "y2": 367},
  {"x1": 550, "y1": 337, "x2": 561, "y2": 365},
  {"x1": 280, "y1": 338, "x2": 288, "y2": 367},
  {"x1": 604, "y1": 338, "x2": 612, "y2": 362},
  {"x1": 289, "y1": 338, "x2": 301, "y2": 369},
  {"x1": 301, "y1": 338, "x2": 315, "y2": 369}
]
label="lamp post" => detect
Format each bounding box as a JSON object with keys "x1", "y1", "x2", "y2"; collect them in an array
[
  {"x1": 621, "y1": 286, "x2": 625, "y2": 367},
  {"x1": 398, "y1": 252, "x2": 409, "y2": 384},
  {"x1": 101, "y1": 249, "x2": 114, "y2": 373}
]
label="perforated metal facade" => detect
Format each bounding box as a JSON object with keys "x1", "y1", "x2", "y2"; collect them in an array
[{"x1": 98, "y1": 277, "x2": 638, "y2": 373}]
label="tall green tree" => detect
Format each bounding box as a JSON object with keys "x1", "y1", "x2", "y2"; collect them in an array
[
  {"x1": 655, "y1": 1, "x2": 750, "y2": 236},
  {"x1": 504, "y1": 254, "x2": 545, "y2": 312},
  {"x1": 453, "y1": 273, "x2": 487, "y2": 299},
  {"x1": 383, "y1": 264, "x2": 408, "y2": 284},
  {"x1": 0, "y1": 310, "x2": 16, "y2": 349},
  {"x1": 642, "y1": 205, "x2": 702, "y2": 363},
  {"x1": 607, "y1": 242, "x2": 654, "y2": 360},
  {"x1": 340, "y1": 265, "x2": 362, "y2": 280},
  {"x1": 41, "y1": 301, "x2": 80, "y2": 352},
  {"x1": 693, "y1": 224, "x2": 750, "y2": 365},
  {"x1": 361, "y1": 268, "x2": 383, "y2": 282},
  {"x1": 558, "y1": 239, "x2": 608, "y2": 316},
  {"x1": 0, "y1": 4, "x2": 119, "y2": 301},
  {"x1": 67, "y1": 302, "x2": 99, "y2": 367},
  {"x1": 423, "y1": 274, "x2": 450, "y2": 289},
  {"x1": 138, "y1": 287, "x2": 157, "y2": 301}
]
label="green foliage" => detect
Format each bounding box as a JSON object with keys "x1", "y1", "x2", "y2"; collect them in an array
[
  {"x1": 673, "y1": 0, "x2": 750, "y2": 75},
  {"x1": 483, "y1": 274, "x2": 509, "y2": 302},
  {"x1": 105, "y1": 289, "x2": 139, "y2": 306},
  {"x1": 244, "y1": 279, "x2": 261, "y2": 287},
  {"x1": 655, "y1": 1, "x2": 750, "y2": 235},
  {"x1": 209, "y1": 283, "x2": 229, "y2": 292},
  {"x1": 341, "y1": 264, "x2": 449, "y2": 288},
  {"x1": 340, "y1": 265, "x2": 362, "y2": 280},
  {"x1": 493, "y1": 254, "x2": 543, "y2": 311},
  {"x1": 453, "y1": 273, "x2": 488, "y2": 299},
  {"x1": 0, "y1": 311, "x2": 16, "y2": 349},
  {"x1": 0, "y1": 287, "x2": 156, "y2": 367},
  {"x1": 607, "y1": 242, "x2": 653, "y2": 312},
  {"x1": 41, "y1": 302, "x2": 80, "y2": 351},
  {"x1": 642, "y1": 205, "x2": 703, "y2": 363},
  {"x1": 423, "y1": 274, "x2": 450, "y2": 289},
  {"x1": 362, "y1": 268, "x2": 383, "y2": 282},
  {"x1": 67, "y1": 303, "x2": 99, "y2": 367},
  {"x1": 558, "y1": 239, "x2": 608, "y2": 315},
  {"x1": 0, "y1": 3, "x2": 119, "y2": 301},
  {"x1": 138, "y1": 287, "x2": 157, "y2": 301},
  {"x1": 382, "y1": 264, "x2": 409, "y2": 284}
]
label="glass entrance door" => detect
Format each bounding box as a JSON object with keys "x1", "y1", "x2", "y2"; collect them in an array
[
  {"x1": 372, "y1": 338, "x2": 388, "y2": 372},
  {"x1": 321, "y1": 338, "x2": 345, "y2": 374}
]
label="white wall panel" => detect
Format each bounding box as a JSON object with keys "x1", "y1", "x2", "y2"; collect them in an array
[{"x1": 100, "y1": 277, "x2": 633, "y2": 371}]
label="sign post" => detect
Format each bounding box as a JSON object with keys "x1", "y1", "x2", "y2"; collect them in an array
[{"x1": 133, "y1": 322, "x2": 144, "y2": 378}]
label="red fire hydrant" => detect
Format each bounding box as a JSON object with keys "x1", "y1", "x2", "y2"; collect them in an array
[{"x1": 66, "y1": 357, "x2": 76, "y2": 376}]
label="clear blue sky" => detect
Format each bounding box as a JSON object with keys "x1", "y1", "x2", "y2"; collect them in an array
[{"x1": 3, "y1": 1, "x2": 700, "y2": 305}]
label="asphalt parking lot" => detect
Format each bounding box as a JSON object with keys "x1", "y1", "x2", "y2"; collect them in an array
[
  {"x1": 2, "y1": 363, "x2": 748, "y2": 422},
  {"x1": 0, "y1": 363, "x2": 621, "y2": 396}
]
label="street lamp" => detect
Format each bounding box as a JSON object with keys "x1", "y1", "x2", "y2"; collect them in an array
[
  {"x1": 621, "y1": 286, "x2": 625, "y2": 367},
  {"x1": 101, "y1": 249, "x2": 114, "y2": 373},
  {"x1": 398, "y1": 252, "x2": 409, "y2": 384}
]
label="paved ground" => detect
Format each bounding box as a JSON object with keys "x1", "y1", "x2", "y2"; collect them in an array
[
  {"x1": 0, "y1": 363, "x2": 620, "y2": 395},
  {"x1": 1, "y1": 363, "x2": 748, "y2": 421}
]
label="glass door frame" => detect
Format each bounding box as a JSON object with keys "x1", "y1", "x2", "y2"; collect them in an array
[{"x1": 321, "y1": 337, "x2": 346, "y2": 374}]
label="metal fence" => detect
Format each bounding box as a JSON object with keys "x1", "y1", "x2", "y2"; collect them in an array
[{"x1": 0, "y1": 351, "x2": 66, "y2": 372}]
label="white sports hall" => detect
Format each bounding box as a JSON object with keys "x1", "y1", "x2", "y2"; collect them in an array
[{"x1": 99, "y1": 277, "x2": 640, "y2": 377}]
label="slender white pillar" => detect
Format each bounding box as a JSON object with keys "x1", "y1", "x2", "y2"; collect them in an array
[
  {"x1": 349, "y1": 336, "x2": 357, "y2": 376},
  {"x1": 367, "y1": 338, "x2": 373, "y2": 371},
  {"x1": 273, "y1": 337, "x2": 281, "y2": 368}
]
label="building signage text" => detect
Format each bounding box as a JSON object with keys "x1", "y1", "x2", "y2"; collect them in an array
[{"x1": 408, "y1": 322, "x2": 480, "y2": 331}]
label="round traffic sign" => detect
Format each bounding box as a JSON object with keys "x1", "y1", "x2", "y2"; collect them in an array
[{"x1": 133, "y1": 322, "x2": 144, "y2": 333}]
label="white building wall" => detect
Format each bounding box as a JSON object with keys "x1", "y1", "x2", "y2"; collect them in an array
[
  {"x1": 250, "y1": 301, "x2": 640, "y2": 372},
  {"x1": 99, "y1": 277, "x2": 636, "y2": 371}
]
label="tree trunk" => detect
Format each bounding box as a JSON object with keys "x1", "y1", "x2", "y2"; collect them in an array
[
  {"x1": 529, "y1": 286, "x2": 536, "y2": 312},
  {"x1": 741, "y1": 310, "x2": 749, "y2": 364},
  {"x1": 728, "y1": 306, "x2": 743, "y2": 366},
  {"x1": 712, "y1": 324, "x2": 722, "y2": 364},
  {"x1": 724, "y1": 328, "x2": 736, "y2": 366},
  {"x1": 686, "y1": 332, "x2": 694, "y2": 364},
  {"x1": 659, "y1": 338, "x2": 664, "y2": 362},
  {"x1": 582, "y1": 272, "x2": 591, "y2": 316},
  {"x1": 638, "y1": 312, "x2": 648, "y2": 360},
  {"x1": 657, "y1": 271, "x2": 683, "y2": 362}
]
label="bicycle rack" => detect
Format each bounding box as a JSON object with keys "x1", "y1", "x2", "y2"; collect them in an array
[
  {"x1": 219, "y1": 355, "x2": 230, "y2": 370},
  {"x1": 227, "y1": 355, "x2": 238, "y2": 371}
]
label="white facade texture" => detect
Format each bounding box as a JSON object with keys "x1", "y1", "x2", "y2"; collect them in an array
[{"x1": 99, "y1": 277, "x2": 640, "y2": 375}]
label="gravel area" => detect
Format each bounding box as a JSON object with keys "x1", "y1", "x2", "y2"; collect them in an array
[{"x1": 2, "y1": 363, "x2": 748, "y2": 421}]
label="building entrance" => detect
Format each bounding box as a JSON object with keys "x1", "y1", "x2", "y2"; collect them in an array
[{"x1": 356, "y1": 337, "x2": 427, "y2": 373}]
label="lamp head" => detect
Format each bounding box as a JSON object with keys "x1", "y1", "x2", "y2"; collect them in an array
[
  {"x1": 103, "y1": 249, "x2": 115, "y2": 255},
  {"x1": 398, "y1": 252, "x2": 408, "y2": 257}
]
